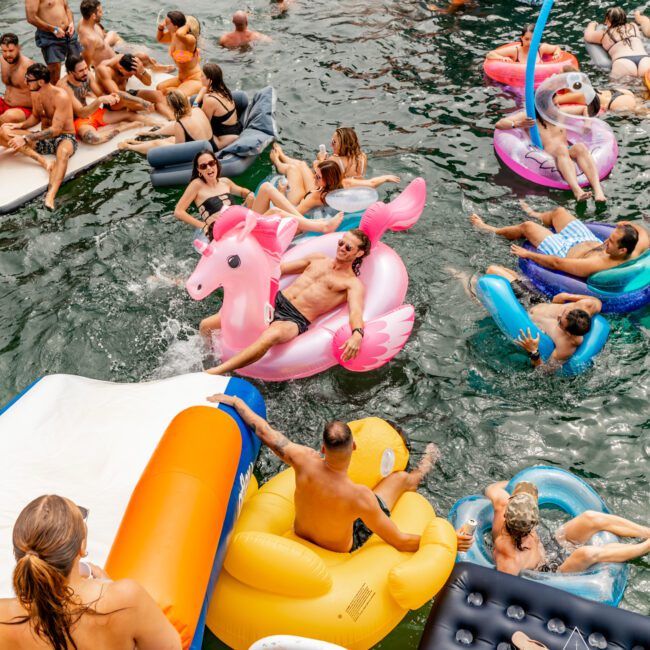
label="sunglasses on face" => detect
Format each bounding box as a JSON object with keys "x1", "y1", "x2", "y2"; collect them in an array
[
  {"x1": 198, "y1": 160, "x2": 217, "y2": 171},
  {"x1": 338, "y1": 239, "x2": 355, "y2": 252},
  {"x1": 25, "y1": 77, "x2": 38, "y2": 84}
]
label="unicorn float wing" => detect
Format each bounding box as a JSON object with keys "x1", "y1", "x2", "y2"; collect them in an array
[{"x1": 186, "y1": 179, "x2": 426, "y2": 381}]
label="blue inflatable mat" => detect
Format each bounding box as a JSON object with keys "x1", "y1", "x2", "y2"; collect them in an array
[{"x1": 418, "y1": 562, "x2": 648, "y2": 650}]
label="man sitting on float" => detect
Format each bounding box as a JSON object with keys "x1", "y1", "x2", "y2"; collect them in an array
[
  {"x1": 207, "y1": 394, "x2": 473, "y2": 554},
  {"x1": 202, "y1": 228, "x2": 369, "y2": 375}
]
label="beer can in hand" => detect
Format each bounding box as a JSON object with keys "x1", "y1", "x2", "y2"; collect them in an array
[{"x1": 459, "y1": 519, "x2": 477, "y2": 536}]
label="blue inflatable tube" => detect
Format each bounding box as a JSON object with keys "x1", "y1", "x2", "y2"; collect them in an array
[
  {"x1": 448, "y1": 466, "x2": 629, "y2": 606},
  {"x1": 476, "y1": 274, "x2": 609, "y2": 375},
  {"x1": 519, "y1": 223, "x2": 650, "y2": 313}
]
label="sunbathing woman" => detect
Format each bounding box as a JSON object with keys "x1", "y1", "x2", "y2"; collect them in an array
[
  {"x1": 174, "y1": 150, "x2": 343, "y2": 235},
  {"x1": 486, "y1": 24, "x2": 562, "y2": 64},
  {"x1": 119, "y1": 89, "x2": 211, "y2": 153},
  {"x1": 194, "y1": 63, "x2": 241, "y2": 151},
  {"x1": 156, "y1": 12, "x2": 202, "y2": 97},
  {"x1": 585, "y1": 7, "x2": 650, "y2": 78},
  {"x1": 0, "y1": 495, "x2": 181, "y2": 650}
]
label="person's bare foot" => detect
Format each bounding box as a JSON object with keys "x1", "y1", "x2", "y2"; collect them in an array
[
  {"x1": 520, "y1": 200, "x2": 539, "y2": 219},
  {"x1": 470, "y1": 213, "x2": 497, "y2": 233},
  {"x1": 117, "y1": 140, "x2": 134, "y2": 150},
  {"x1": 44, "y1": 189, "x2": 55, "y2": 210},
  {"x1": 574, "y1": 190, "x2": 592, "y2": 202},
  {"x1": 410, "y1": 443, "x2": 441, "y2": 485},
  {"x1": 269, "y1": 145, "x2": 280, "y2": 168},
  {"x1": 320, "y1": 211, "x2": 344, "y2": 233}
]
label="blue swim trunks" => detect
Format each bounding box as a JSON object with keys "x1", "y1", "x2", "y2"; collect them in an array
[{"x1": 537, "y1": 220, "x2": 600, "y2": 258}]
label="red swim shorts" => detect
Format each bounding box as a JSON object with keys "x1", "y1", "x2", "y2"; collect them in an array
[
  {"x1": 74, "y1": 107, "x2": 107, "y2": 134},
  {"x1": 0, "y1": 96, "x2": 32, "y2": 118}
]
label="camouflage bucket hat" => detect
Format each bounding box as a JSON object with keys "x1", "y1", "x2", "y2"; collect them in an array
[{"x1": 505, "y1": 493, "x2": 539, "y2": 534}]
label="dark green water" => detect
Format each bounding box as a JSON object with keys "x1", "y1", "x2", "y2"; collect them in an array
[{"x1": 1, "y1": 0, "x2": 649, "y2": 646}]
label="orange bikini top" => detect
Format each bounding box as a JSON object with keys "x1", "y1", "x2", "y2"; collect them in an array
[{"x1": 173, "y1": 47, "x2": 200, "y2": 64}]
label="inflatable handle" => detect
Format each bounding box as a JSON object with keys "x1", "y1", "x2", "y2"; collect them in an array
[
  {"x1": 224, "y1": 531, "x2": 333, "y2": 598},
  {"x1": 525, "y1": 0, "x2": 555, "y2": 148},
  {"x1": 388, "y1": 517, "x2": 457, "y2": 610}
]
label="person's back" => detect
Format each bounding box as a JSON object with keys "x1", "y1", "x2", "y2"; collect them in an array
[{"x1": 0, "y1": 495, "x2": 181, "y2": 650}]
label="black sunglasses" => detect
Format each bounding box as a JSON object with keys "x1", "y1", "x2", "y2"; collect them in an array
[
  {"x1": 198, "y1": 159, "x2": 217, "y2": 171},
  {"x1": 338, "y1": 239, "x2": 354, "y2": 252}
]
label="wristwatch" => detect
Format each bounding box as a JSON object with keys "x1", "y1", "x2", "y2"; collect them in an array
[
  {"x1": 529, "y1": 350, "x2": 541, "y2": 361},
  {"x1": 352, "y1": 327, "x2": 364, "y2": 338},
  {"x1": 511, "y1": 120, "x2": 516, "y2": 129}
]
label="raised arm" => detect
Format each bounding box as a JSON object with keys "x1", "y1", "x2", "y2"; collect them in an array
[
  {"x1": 156, "y1": 22, "x2": 172, "y2": 44},
  {"x1": 511, "y1": 245, "x2": 610, "y2": 277},
  {"x1": 584, "y1": 21, "x2": 605, "y2": 44},
  {"x1": 206, "y1": 393, "x2": 306, "y2": 466},
  {"x1": 356, "y1": 489, "x2": 420, "y2": 552},
  {"x1": 175, "y1": 24, "x2": 196, "y2": 50},
  {"x1": 485, "y1": 481, "x2": 510, "y2": 538},
  {"x1": 552, "y1": 292, "x2": 602, "y2": 315},
  {"x1": 343, "y1": 174, "x2": 400, "y2": 189}
]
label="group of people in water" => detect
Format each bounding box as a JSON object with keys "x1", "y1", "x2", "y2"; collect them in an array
[{"x1": 1, "y1": 4, "x2": 650, "y2": 650}]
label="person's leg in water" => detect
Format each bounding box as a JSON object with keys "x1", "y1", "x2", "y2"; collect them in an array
[
  {"x1": 44, "y1": 137, "x2": 75, "y2": 209},
  {"x1": 470, "y1": 213, "x2": 551, "y2": 247},
  {"x1": 557, "y1": 510, "x2": 650, "y2": 573},
  {"x1": 569, "y1": 143, "x2": 606, "y2": 203},
  {"x1": 206, "y1": 319, "x2": 299, "y2": 375},
  {"x1": 544, "y1": 142, "x2": 592, "y2": 202},
  {"x1": 373, "y1": 443, "x2": 441, "y2": 509}
]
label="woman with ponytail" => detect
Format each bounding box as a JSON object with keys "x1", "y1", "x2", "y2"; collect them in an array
[{"x1": 0, "y1": 495, "x2": 181, "y2": 650}]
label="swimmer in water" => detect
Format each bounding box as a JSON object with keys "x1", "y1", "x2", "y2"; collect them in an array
[
  {"x1": 480, "y1": 480, "x2": 650, "y2": 576},
  {"x1": 156, "y1": 11, "x2": 202, "y2": 98},
  {"x1": 486, "y1": 24, "x2": 562, "y2": 64},
  {"x1": 219, "y1": 11, "x2": 271, "y2": 48}
]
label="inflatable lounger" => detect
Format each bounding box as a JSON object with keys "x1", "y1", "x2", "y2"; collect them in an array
[
  {"x1": 448, "y1": 466, "x2": 628, "y2": 606},
  {"x1": 208, "y1": 418, "x2": 457, "y2": 650},
  {"x1": 418, "y1": 562, "x2": 649, "y2": 650},
  {"x1": 149, "y1": 86, "x2": 277, "y2": 187},
  {"x1": 520, "y1": 222, "x2": 650, "y2": 314},
  {"x1": 0, "y1": 73, "x2": 170, "y2": 215},
  {"x1": 0, "y1": 373, "x2": 264, "y2": 650},
  {"x1": 476, "y1": 274, "x2": 609, "y2": 375}
]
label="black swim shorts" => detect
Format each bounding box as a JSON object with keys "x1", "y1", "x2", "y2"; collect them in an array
[
  {"x1": 34, "y1": 29, "x2": 82, "y2": 65},
  {"x1": 511, "y1": 279, "x2": 546, "y2": 308},
  {"x1": 34, "y1": 133, "x2": 78, "y2": 156},
  {"x1": 350, "y1": 495, "x2": 391, "y2": 552},
  {"x1": 272, "y1": 291, "x2": 311, "y2": 335}
]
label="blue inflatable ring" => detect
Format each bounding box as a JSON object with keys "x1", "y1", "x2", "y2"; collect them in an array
[
  {"x1": 476, "y1": 274, "x2": 609, "y2": 375},
  {"x1": 448, "y1": 466, "x2": 629, "y2": 606},
  {"x1": 519, "y1": 222, "x2": 650, "y2": 313}
]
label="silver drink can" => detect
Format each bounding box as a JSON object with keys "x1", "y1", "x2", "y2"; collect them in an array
[{"x1": 460, "y1": 519, "x2": 477, "y2": 536}]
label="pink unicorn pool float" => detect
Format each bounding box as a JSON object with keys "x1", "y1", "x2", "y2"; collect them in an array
[{"x1": 186, "y1": 178, "x2": 427, "y2": 381}]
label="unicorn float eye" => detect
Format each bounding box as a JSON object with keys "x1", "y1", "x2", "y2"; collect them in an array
[{"x1": 228, "y1": 255, "x2": 241, "y2": 269}]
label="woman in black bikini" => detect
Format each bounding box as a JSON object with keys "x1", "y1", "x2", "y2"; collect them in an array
[
  {"x1": 585, "y1": 7, "x2": 650, "y2": 78},
  {"x1": 486, "y1": 24, "x2": 562, "y2": 64},
  {"x1": 118, "y1": 89, "x2": 212, "y2": 153},
  {"x1": 174, "y1": 150, "x2": 343, "y2": 234},
  {"x1": 195, "y1": 63, "x2": 242, "y2": 151}
]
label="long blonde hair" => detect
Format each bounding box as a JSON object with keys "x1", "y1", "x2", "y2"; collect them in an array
[{"x1": 167, "y1": 89, "x2": 191, "y2": 121}]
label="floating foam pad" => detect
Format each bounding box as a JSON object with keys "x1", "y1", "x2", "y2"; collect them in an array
[{"x1": 418, "y1": 562, "x2": 650, "y2": 650}]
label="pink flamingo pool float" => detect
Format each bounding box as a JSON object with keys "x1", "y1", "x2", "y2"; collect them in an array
[{"x1": 186, "y1": 178, "x2": 427, "y2": 381}]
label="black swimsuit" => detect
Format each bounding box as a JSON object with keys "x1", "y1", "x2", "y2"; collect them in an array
[
  {"x1": 197, "y1": 193, "x2": 233, "y2": 221},
  {"x1": 603, "y1": 26, "x2": 650, "y2": 70},
  {"x1": 206, "y1": 94, "x2": 242, "y2": 138},
  {"x1": 177, "y1": 119, "x2": 217, "y2": 151}
]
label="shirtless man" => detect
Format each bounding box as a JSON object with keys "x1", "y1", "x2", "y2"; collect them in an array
[
  {"x1": 0, "y1": 34, "x2": 34, "y2": 125},
  {"x1": 77, "y1": 0, "x2": 163, "y2": 70},
  {"x1": 202, "y1": 229, "x2": 370, "y2": 376},
  {"x1": 636, "y1": 10, "x2": 650, "y2": 38},
  {"x1": 206, "y1": 397, "x2": 471, "y2": 554},
  {"x1": 470, "y1": 203, "x2": 649, "y2": 277},
  {"x1": 155, "y1": 11, "x2": 201, "y2": 97},
  {"x1": 58, "y1": 54, "x2": 152, "y2": 145},
  {"x1": 96, "y1": 53, "x2": 172, "y2": 119},
  {"x1": 219, "y1": 11, "x2": 271, "y2": 49},
  {"x1": 495, "y1": 111, "x2": 606, "y2": 203},
  {"x1": 485, "y1": 480, "x2": 650, "y2": 575},
  {"x1": 25, "y1": 0, "x2": 82, "y2": 84},
  {"x1": 0, "y1": 63, "x2": 76, "y2": 209}
]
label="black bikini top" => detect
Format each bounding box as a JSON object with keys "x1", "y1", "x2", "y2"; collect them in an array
[
  {"x1": 197, "y1": 193, "x2": 232, "y2": 220},
  {"x1": 206, "y1": 94, "x2": 242, "y2": 138}
]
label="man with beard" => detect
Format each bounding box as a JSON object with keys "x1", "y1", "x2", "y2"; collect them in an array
[
  {"x1": 0, "y1": 33, "x2": 35, "y2": 125},
  {"x1": 58, "y1": 54, "x2": 155, "y2": 145},
  {"x1": 0, "y1": 63, "x2": 76, "y2": 209},
  {"x1": 25, "y1": 0, "x2": 82, "y2": 84}
]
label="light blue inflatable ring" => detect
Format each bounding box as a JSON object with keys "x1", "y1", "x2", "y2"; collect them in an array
[
  {"x1": 476, "y1": 275, "x2": 609, "y2": 375},
  {"x1": 448, "y1": 466, "x2": 629, "y2": 606}
]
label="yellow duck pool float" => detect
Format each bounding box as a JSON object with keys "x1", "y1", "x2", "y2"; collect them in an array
[{"x1": 206, "y1": 417, "x2": 457, "y2": 650}]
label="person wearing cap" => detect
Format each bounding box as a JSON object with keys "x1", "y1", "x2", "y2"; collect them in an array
[
  {"x1": 218, "y1": 11, "x2": 271, "y2": 49},
  {"x1": 485, "y1": 480, "x2": 650, "y2": 575}
]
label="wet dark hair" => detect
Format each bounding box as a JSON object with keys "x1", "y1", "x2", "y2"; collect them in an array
[
  {"x1": 323, "y1": 420, "x2": 353, "y2": 450},
  {"x1": 565, "y1": 309, "x2": 591, "y2": 336},
  {"x1": 519, "y1": 23, "x2": 535, "y2": 44},
  {"x1": 1, "y1": 33, "x2": 19, "y2": 47},
  {"x1": 616, "y1": 223, "x2": 638, "y2": 257},
  {"x1": 605, "y1": 6, "x2": 627, "y2": 28},
  {"x1": 587, "y1": 94, "x2": 601, "y2": 117},
  {"x1": 505, "y1": 521, "x2": 532, "y2": 551},
  {"x1": 65, "y1": 54, "x2": 84, "y2": 74},
  {"x1": 202, "y1": 63, "x2": 233, "y2": 103},
  {"x1": 167, "y1": 10, "x2": 186, "y2": 27},
  {"x1": 26, "y1": 63, "x2": 50, "y2": 84},
  {"x1": 118, "y1": 53, "x2": 136, "y2": 72},
  {"x1": 349, "y1": 228, "x2": 371, "y2": 277},
  {"x1": 79, "y1": 0, "x2": 101, "y2": 20}
]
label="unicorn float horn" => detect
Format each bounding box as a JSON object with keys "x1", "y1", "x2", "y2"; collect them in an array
[{"x1": 360, "y1": 177, "x2": 426, "y2": 246}]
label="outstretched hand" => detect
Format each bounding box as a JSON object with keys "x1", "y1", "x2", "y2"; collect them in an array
[
  {"x1": 510, "y1": 244, "x2": 530, "y2": 259},
  {"x1": 340, "y1": 331, "x2": 362, "y2": 362},
  {"x1": 514, "y1": 328, "x2": 540, "y2": 354},
  {"x1": 207, "y1": 393, "x2": 236, "y2": 405}
]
